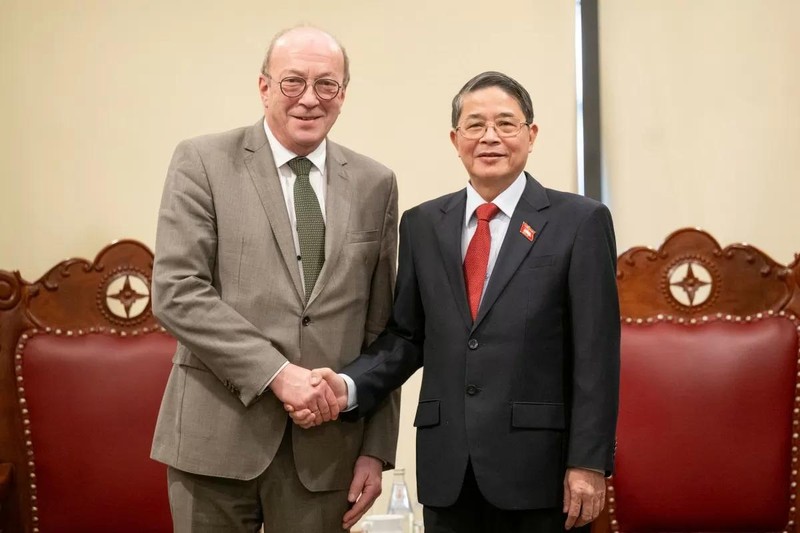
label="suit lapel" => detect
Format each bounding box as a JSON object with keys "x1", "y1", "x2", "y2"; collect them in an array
[
  {"x1": 436, "y1": 191, "x2": 472, "y2": 330},
  {"x1": 242, "y1": 121, "x2": 305, "y2": 302},
  {"x1": 307, "y1": 140, "x2": 350, "y2": 307},
  {"x1": 472, "y1": 174, "x2": 550, "y2": 332}
]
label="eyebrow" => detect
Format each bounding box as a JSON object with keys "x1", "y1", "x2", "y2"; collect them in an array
[
  {"x1": 281, "y1": 69, "x2": 338, "y2": 80},
  {"x1": 463, "y1": 111, "x2": 520, "y2": 120}
]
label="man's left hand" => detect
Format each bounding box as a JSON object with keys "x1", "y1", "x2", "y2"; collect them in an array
[
  {"x1": 563, "y1": 467, "x2": 605, "y2": 529},
  {"x1": 342, "y1": 455, "x2": 383, "y2": 530}
]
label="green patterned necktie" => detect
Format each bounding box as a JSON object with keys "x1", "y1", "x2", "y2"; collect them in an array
[{"x1": 287, "y1": 156, "x2": 325, "y2": 301}]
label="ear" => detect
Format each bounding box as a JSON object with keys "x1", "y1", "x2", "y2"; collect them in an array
[
  {"x1": 258, "y1": 75, "x2": 270, "y2": 106},
  {"x1": 527, "y1": 123, "x2": 539, "y2": 153},
  {"x1": 450, "y1": 129, "x2": 459, "y2": 151}
]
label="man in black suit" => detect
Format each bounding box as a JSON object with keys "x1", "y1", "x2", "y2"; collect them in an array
[{"x1": 289, "y1": 71, "x2": 620, "y2": 533}]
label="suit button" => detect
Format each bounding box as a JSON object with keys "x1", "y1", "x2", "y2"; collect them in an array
[
  {"x1": 302, "y1": 316, "x2": 311, "y2": 326},
  {"x1": 468, "y1": 339, "x2": 479, "y2": 350},
  {"x1": 466, "y1": 384, "x2": 478, "y2": 396}
]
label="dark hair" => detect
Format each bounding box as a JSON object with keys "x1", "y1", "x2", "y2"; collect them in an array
[{"x1": 451, "y1": 71, "x2": 534, "y2": 128}]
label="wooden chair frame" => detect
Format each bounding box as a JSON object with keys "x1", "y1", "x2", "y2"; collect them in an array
[
  {"x1": 0, "y1": 240, "x2": 165, "y2": 533},
  {"x1": 594, "y1": 228, "x2": 800, "y2": 533}
]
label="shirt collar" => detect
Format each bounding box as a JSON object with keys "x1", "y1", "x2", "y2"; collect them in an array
[
  {"x1": 464, "y1": 172, "x2": 527, "y2": 227},
  {"x1": 263, "y1": 119, "x2": 327, "y2": 175}
]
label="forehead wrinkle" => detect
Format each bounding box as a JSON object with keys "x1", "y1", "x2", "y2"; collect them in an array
[
  {"x1": 463, "y1": 110, "x2": 522, "y2": 120},
  {"x1": 461, "y1": 87, "x2": 525, "y2": 112},
  {"x1": 280, "y1": 68, "x2": 338, "y2": 80},
  {"x1": 272, "y1": 48, "x2": 344, "y2": 81}
]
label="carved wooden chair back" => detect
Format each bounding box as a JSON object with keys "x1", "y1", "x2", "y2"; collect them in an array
[
  {"x1": 593, "y1": 229, "x2": 800, "y2": 533},
  {"x1": 0, "y1": 240, "x2": 174, "y2": 532}
]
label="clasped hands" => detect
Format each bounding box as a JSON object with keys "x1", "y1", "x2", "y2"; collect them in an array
[
  {"x1": 275, "y1": 365, "x2": 377, "y2": 529},
  {"x1": 273, "y1": 365, "x2": 381, "y2": 529},
  {"x1": 274, "y1": 365, "x2": 606, "y2": 528},
  {"x1": 271, "y1": 363, "x2": 345, "y2": 428}
]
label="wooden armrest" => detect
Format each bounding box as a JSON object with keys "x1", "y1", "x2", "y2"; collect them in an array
[{"x1": 0, "y1": 463, "x2": 13, "y2": 503}]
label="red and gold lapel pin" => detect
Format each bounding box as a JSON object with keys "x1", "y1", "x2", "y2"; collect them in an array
[{"x1": 520, "y1": 222, "x2": 535, "y2": 242}]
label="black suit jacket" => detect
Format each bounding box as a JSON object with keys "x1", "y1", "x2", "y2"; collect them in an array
[{"x1": 342, "y1": 173, "x2": 620, "y2": 510}]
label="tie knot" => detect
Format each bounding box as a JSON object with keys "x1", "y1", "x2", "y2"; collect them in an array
[
  {"x1": 475, "y1": 203, "x2": 500, "y2": 222},
  {"x1": 287, "y1": 156, "x2": 313, "y2": 178}
]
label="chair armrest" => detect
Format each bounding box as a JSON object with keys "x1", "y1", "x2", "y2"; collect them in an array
[{"x1": 0, "y1": 463, "x2": 13, "y2": 503}]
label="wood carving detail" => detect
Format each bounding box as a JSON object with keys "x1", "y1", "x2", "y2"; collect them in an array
[
  {"x1": 19, "y1": 240, "x2": 158, "y2": 331},
  {"x1": 40, "y1": 258, "x2": 103, "y2": 292},
  {"x1": 97, "y1": 267, "x2": 152, "y2": 326},
  {"x1": 0, "y1": 271, "x2": 22, "y2": 311},
  {"x1": 663, "y1": 256, "x2": 718, "y2": 311},
  {"x1": 617, "y1": 229, "x2": 795, "y2": 318}
]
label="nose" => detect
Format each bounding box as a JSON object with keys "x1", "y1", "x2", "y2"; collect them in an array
[
  {"x1": 298, "y1": 84, "x2": 320, "y2": 107},
  {"x1": 480, "y1": 124, "x2": 501, "y2": 142}
]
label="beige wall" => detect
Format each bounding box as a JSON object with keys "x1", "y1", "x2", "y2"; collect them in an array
[
  {"x1": 4, "y1": 0, "x2": 799, "y2": 523},
  {"x1": 5, "y1": 0, "x2": 800, "y2": 523},
  {"x1": 0, "y1": 0, "x2": 577, "y2": 519},
  {"x1": 600, "y1": 0, "x2": 800, "y2": 264}
]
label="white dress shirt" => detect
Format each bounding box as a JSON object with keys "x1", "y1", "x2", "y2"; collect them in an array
[
  {"x1": 462, "y1": 173, "x2": 526, "y2": 305},
  {"x1": 263, "y1": 120, "x2": 328, "y2": 390},
  {"x1": 264, "y1": 119, "x2": 328, "y2": 277}
]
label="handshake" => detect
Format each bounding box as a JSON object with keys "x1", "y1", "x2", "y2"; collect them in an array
[{"x1": 270, "y1": 363, "x2": 349, "y2": 429}]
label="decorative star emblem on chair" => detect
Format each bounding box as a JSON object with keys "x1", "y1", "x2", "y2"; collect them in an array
[
  {"x1": 107, "y1": 275, "x2": 149, "y2": 318},
  {"x1": 670, "y1": 262, "x2": 711, "y2": 306}
]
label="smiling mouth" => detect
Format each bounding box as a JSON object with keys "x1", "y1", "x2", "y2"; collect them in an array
[{"x1": 293, "y1": 116, "x2": 320, "y2": 122}]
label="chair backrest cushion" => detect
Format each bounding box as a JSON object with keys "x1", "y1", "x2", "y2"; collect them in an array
[
  {"x1": 20, "y1": 330, "x2": 175, "y2": 532},
  {"x1": 614, "y1": 316, "x2": 798, "y2": 531}
]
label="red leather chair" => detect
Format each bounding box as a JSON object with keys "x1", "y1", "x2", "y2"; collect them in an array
[
  {"x1": 0, "y1": 241, "x2": 175, "y2": 532},
  {"x1": 593, "y1": 229, "x2": 800, "y2": 533}
]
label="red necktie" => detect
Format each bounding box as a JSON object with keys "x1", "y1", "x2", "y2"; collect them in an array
[{"x1": 463, "y1": 203, "x2": 500, "y2": 321}]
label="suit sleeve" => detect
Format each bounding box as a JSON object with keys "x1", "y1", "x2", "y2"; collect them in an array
[
  {"x1": 357, "y1": 173, "x2": 402, "y2": 467},
  {"x1": 152, "y1": 140, "x2": 288, "y2": 407},
  {"x1": 565, "y1": 203, "x2": 621, "y2": 475},
  {"x1": 342, "y1": 209, "x2": 425, "y2": 420}
]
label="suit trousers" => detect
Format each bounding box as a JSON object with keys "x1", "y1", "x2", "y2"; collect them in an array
[
  {"x1": 167, "y1": 421, "x2": 350, "y2": 533},
  {"x1": 423, "y1": 461, "x2": 588, "y2": 533}
]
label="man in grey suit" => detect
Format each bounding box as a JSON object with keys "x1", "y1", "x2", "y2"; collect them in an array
[
  {"x1": 291, "y1": 71, "x2": 620, "y2": 532},
  {"x1": 151, "y1": 26, "x2": 400, "y2": 532}
]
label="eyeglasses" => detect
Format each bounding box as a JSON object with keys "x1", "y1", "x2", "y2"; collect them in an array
[
  {"x1": 456, "y1": 118, "x2": 529, "y2": 140},
  {"x1": 270, "y1": 75, "x2": 342, "y2": 101}
]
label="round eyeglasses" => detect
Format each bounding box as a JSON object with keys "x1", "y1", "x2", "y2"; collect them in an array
[
  {"x1": 273, "y1": 75, "x2": 342, "y2": 101},
  {"x1": 456, "y1": 119, "x2": 529, "y2": 140}
]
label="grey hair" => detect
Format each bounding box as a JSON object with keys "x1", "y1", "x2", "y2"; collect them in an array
[
  {"x1": 261, "y1": 25, "x2": 350, "y2": 87},
  {"x1": 451, "y1": 71, "x2": 534, "y2": 128}
]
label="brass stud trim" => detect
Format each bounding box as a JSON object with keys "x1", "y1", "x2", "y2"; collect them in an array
[{"x1": 12, "y1": 325, "x2": 164, "y2": 529}]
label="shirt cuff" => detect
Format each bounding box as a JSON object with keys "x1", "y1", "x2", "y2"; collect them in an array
[
  {"x1": 568, "y1": 465, "x2": 606, "y2": 475},
  {"x1": 259, "y1": 361, "x2": 290, "y2": 396},
  {"x1": 340, "y1": 373, "x2": 358, "y2": 411}
]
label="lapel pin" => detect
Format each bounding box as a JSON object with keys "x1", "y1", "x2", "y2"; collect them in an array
[{"x1": 520, "y1": 222, "x2": 535, "y2": 242}]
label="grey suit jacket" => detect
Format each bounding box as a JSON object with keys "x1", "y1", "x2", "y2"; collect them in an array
[{"x1": 150, "y1": 120, "x2": 400, "y2": 489}]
